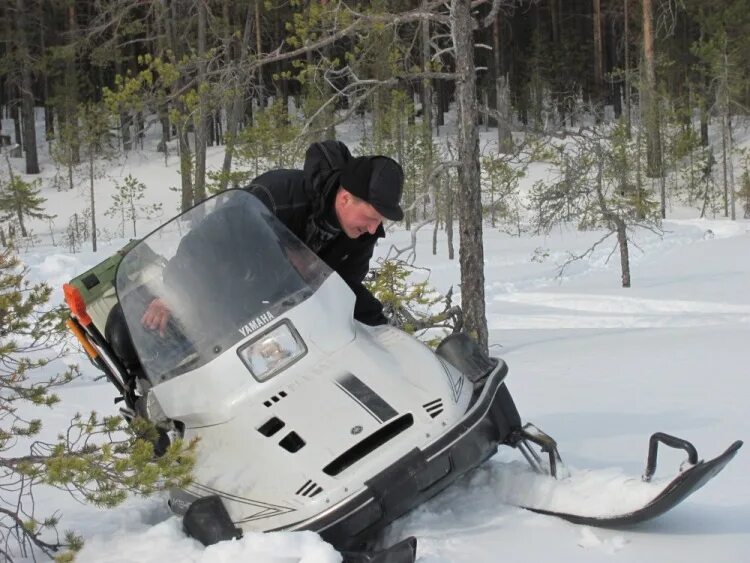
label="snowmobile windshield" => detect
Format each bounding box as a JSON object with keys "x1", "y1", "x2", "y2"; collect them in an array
[{"x1": 114, "y1": 189, "x2": 332, "y2": 384}]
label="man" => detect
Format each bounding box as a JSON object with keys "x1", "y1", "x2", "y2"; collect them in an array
[
  {"x1": 243, "y1": 140, "x2": 404, "y2": 326},
  {"x1": 142, "y1": 141, "x2": 404, "y2": 333}
]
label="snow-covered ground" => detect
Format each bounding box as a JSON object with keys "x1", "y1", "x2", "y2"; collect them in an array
[
  {"x1": 4, "y1": 114, "x2": 750, "y2": 561},
  {"x1": 16, "y1": 215, "x2": 749, "y2": 563},
  {"x1": 380, "y1": 220, "x2": 750, "y2": 562}
]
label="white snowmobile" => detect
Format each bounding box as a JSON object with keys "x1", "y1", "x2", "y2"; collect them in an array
[{"x1": 64, "y1": 190, "x2": 741, "y2": 563}]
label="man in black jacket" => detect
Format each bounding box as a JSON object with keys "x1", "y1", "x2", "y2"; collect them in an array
[
  {"x1": 243, "y1": 141, "x2": 404, "y2": 326},
  {"x1": 142, "y1": 141, "x2": 403, "y2": 333}
]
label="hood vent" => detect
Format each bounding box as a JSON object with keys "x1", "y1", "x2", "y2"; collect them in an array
[
  {"x1": 423, "y1": 398, "x2": 444, "y2": 419},
  {"x1": 263, "y1": 390, "x2": 288, "y2": 408},
  {"x1": 296, "y1": 480, "x2": 323, "y2": 498},
  {"x1": 279, "y1": 431, "x2": 305, "y2": 453},
  {"x1": 323, "y1": 413, "x2": 414, "y2": 477},
  {"x1": 257, "y1": 416, "x2": 285, "y2": 437}
]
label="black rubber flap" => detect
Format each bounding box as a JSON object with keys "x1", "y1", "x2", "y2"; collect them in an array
[
  {"x1": 435, "y1": 333, "x2": 498, "y2": 383},
  {"x1": 341, "y1": 536, "x2": 417, "y2": 563},
  {"x1": 183, "y1": 495, "x2": 242, "y2": 545}
]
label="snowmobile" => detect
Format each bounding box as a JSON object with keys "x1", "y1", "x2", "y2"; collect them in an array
[{"x1": 63, "y1": 189, "x2": 741, "y2": 563}]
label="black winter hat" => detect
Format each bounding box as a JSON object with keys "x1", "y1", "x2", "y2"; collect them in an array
[{"x1": 340, "y1": 156, "x2": 404, "y2": 221}]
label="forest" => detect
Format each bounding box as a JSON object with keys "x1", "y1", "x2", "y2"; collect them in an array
[{"x1": 1, "y1": 0, "x2": 749, "y2": 356}]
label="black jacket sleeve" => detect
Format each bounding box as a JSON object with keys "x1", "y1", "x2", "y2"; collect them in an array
[{"x1": 338, "y1": 241, "x2": 387, "y2": 327}]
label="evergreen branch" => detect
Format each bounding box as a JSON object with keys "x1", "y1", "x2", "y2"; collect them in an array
[{"x1": 0, "y1": 505, "x2": 62, "y2": 556}]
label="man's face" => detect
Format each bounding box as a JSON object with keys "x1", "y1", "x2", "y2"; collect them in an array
[{"x1": 335, "y1": 189, "x2": 384, "y2": 238}]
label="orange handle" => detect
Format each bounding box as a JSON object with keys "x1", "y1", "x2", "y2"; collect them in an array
[{"x1": 66, "y1": 318, "x2": 99, "y2": 360}]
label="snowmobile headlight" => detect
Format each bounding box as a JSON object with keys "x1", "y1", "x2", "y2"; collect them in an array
[{"x1": 237, "y1": 321, "x2": 306, "y2": 382}]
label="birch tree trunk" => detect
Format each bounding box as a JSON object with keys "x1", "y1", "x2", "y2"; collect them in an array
[
  {"x1": 592, "y1": 0, "x2": 604, "y2": 118},
  {"x1": 421, "y1": 2, "x2": 432, "y2": 136},
  {"x1": 452, "y1": 0, "x2": 488, "y2": 352},
  {"x1": 114, "y1": 37, "x2": 132, "y2": 152},
  {"x1": 15, "y1": 0, "x2": 40, "y2": 174},
  {"x1": 13, "y1": 101, "x2": 22, "y2": 148},
  {"x1": 617, "y1": 221, "x2": 630, "y2": 287},
  {"x1": 323, "y1": 44, "x2": 336, "y2": 140},
  {"x1": 66, "y1": 2, "x2": 80, "y2": 165},
  {"x1": 721, "y1": 111, "x2": 728, "y2": 217},
  {"x1": 255, "y1": 0, "x2": 265, "y2": 110},
  {"x1": 164, "y1": 0, "x2": 193, "y2": 211},
  {"x1": 194, "y1": 0, "x2": 208, "y2": 206},
  {"x1": 89, "y1": 150, "x2": 97, "y2": 252},
  {"x1": 38, "y1": 4, "x2": 53, "y2": 140},
  {"x1": 595, "y1": 152, "x2": 630, "y2": 288},
  {"x1": 493, "y1": 14, "x2": 512, "y2": 153},
  {"x1": 179, "y1": 131, "x2": 193, "y2": 212},
  {"x1": 550, "y1": 0, "x2": 560, "y2": 45},
  {"x1": 219, "y1": 3, "x2": 254, "y2": 191},
  {"x1": 446, "y1": 171, "x2": 455, "y2": 260},
  {"x1": 722, "y1": 51, "x2": 736, "y2": 221},
  {"x1": 15, "y1": 206, "x2": 27, "y2": 238},
  {"x1": 727, "y1": 117, "x2": 736, "y2": 221},
  {"x1": 624, "y1": 0, "x2": 631, "y2": 137},
  {"x1": 154, "y1": 1, "x2": 171, "y2": 157},
  {"x1": 432, "y1": 174, "x2": 440, "y2": 256},
  {"x1": 642, "y1": 0, "x2": 665, "y2": 217}
]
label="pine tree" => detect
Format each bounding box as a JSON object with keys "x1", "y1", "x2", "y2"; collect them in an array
[
  {"x1": 452, "y1": 0, "x2": 487, "y2": 351},
  {"x1": 481, "y1": 153, "x2": 525, "y2": 234},
  {"x1": 0, "y1": 248, "x2": 195, "y2": 560},
  {"x1": 530, "y1": 121, "x2": 661, "y2": 288},
  {"x1": 105, "y1": 175, "x2": 163, "y2": 238},
  {"x1": 234, "y1": 99, "x2": 304, "y2": 178},
  {"x1": 0, "y1": 175, "x2": 50, "y2": 238},
  {"x1": 78, "y1": 102, "x2": 118, "y2": 252},
  {"x1": 738, "y1": 152, "x2": 750, "y2": 218}
]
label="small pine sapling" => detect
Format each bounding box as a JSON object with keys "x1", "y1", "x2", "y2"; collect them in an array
[
  {"x1": 365, "y1": 259, "x2": 463, "y2": 347},
  {"x1": 105, "y1": 175, "x2": 163, "y2": 238}
]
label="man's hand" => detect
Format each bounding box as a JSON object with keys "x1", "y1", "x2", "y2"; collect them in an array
[{"x1": 141, "y1": 298, "x2": 171, "y2": 336}]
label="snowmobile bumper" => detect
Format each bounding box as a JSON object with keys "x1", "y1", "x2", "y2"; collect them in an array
[{"x1": 278, "y1": 359, "x2": 519, "y2": 549}]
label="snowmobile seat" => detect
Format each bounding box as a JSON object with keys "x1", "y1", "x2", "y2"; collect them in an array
[{"x1": 104, "y1": 302, "x2": 145, "y2": 381}]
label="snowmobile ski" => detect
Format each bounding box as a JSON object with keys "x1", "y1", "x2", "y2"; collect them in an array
[{"x1": 522, "y1": 438, "x2": 742, "y2": 526}]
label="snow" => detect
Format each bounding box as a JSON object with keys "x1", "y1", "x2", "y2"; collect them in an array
[
  {"x1": 370, "y1": 216, "x2": 750, "y2": 563},
  {"x1": 3, "y1": 118, "x2": 750, "y2": 562}
]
